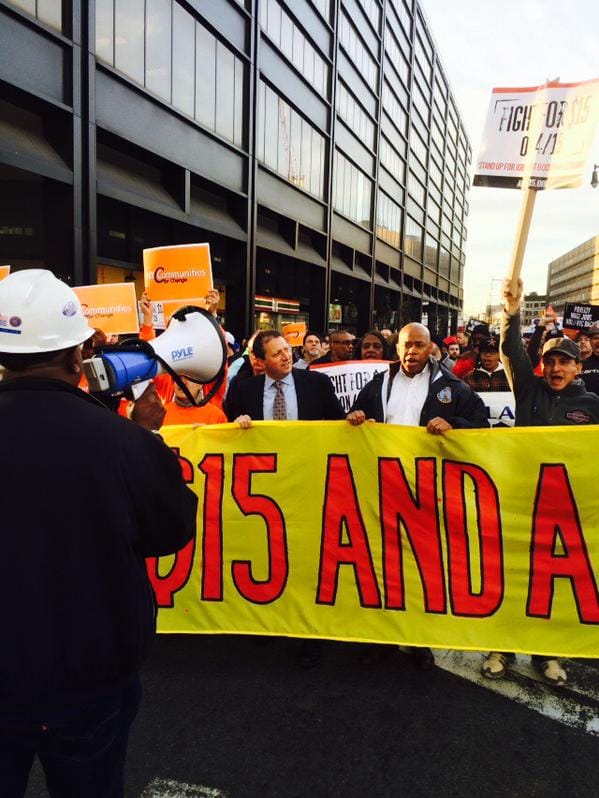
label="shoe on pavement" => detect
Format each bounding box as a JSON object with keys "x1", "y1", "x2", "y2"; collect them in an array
[
  {"x1": 482, "y1": 652, "x2": 512, "y2": 679},
  {"x1": 537, "y1": 658, "x2": 567, "y2": 687}
]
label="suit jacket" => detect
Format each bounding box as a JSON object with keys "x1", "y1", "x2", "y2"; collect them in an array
[{"x1": 224, "y1": 367, "x2": 344, "y2": 421}]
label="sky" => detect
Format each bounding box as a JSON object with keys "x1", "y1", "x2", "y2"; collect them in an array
[{"x1": 420, "y1": 0, "x2": 599, "y2": 317}]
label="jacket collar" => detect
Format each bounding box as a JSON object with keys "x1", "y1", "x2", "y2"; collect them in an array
[{"x1": 0, "y1": 376, "x2": 108, "y2": 409}]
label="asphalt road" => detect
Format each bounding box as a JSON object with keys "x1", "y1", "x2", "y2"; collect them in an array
[{"x1": 25, "y1": 634, "x2": 599, "y2": 797}]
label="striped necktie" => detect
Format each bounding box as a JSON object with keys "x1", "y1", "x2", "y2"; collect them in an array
[{"x1": 273, "y1": 380, "x2": 287, "y2": 420}]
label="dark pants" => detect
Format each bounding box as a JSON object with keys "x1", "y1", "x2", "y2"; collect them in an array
[{"x1": 0, "y1": 675, "x2": 141, "y2": 798}]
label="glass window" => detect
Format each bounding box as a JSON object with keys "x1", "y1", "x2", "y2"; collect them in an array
[
  {"x1": 289, "y1": 110, "x2": 302, "y2": 188},
  {"x1": 10, "y1": 0, "x2": 35, "y2": 14},
  {"x1": 10, "y1": 0, "x2": 62, "y2": 31},
  {"x1": 257, "y1": 82, "x2": 325, "y2": 200},
  {"x1": 256, "y1": 80, "x2": 266, "y2": 162},
  {"x1": 382, "y1": 82, "x2": 407, "y2": 135},
  {"x1": 234, "y1": 58, "x2": 244, "y2": 147},
  {"x1": 96, "y1": 0, "x2": 114, "y2": 64},
  {"x1": 259, "y1": 0, "x2": 329, "y2": 96},
  {"x1": 216, "y1": 43, "x2": 236, "y2": 143},
  {"x1": 195, "y1": 24, "x2": 216, "y2": 132},
  {"x1": 172, "y1": 3, "x2": 195, "y2": 117},
  {"x1": 439, "y1": 247, "x2": 450, "y2": 279},
  {"x1": 264, "y1": 84, "x2": 279, "y2": 170},
  {"x1": 424, "y1": 234, "x2": 438, "y2": 269},
  {"x1": 334, "y1": 150, "x2": 372, "y2": 228},
  {"x1": 376, "y1": 190, "x2": 402, "y2": 248},
  {"x1": 407, "y1": 171, "x2": 425, "y2": 206},
  {"x1": 384, "y1": 26, "x2": 409, "y2": 87},
  {"x1": 388, "y1": 0, "x2": 411, "y2": 37},
  {"x1": 267, "y1": 0, "x2": 282, "y2": 42},
  {"x1": 146, "y1": 0, "x2": 172, "y2": 102},
  {"x1": 357, "y1": 0, "x2": 381, "y2": 31},
  {"x1": 339, "y1": 11, "x2": 378, "y2": 92},
  {"x1": 37, "y1": 0, "x2": 61, "y2": 28},
  {"x1": 312, "y1": 0, "x2": 331, "y2": 20},
  {"x1": 336, "y1": 82, "x2": 375, "y2": 150},
  {"x1": 292, "y1": 26, "x2": 304, "y2": 72},
  {"x1": 380, "y1": 137, "x2": 405, "y2": 185},
  {"x1": 300, "y1": 118, "x2": 313, "y2": 193},
  {"x1": 278, "y1": 99, "x2": 290, "y2": 178},
  {"x1": 98, "y1": 2, "x2": 246, "y2": 148},
  {"x1": 404, "y1": 216, "x2": 423, "y2": 260},
  {"x1": 115, "y1": 0, "x2": 145, "y2": 84},
  {"x1": 281, "y1": 11, "x2": 293, "y2": 58},
  {"x1": 409, "y1": 127, "x2": 428, "y2": 166}
]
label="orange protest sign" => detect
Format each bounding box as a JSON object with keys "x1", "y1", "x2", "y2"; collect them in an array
[
  {"x1": 143, "y1": 243, "x2": 213, "y2": 302},
  {"x1": 73, "y1": 283, "x2": 139, "y2": 335},
  {"x1": 282, "y1": 322, "x2": 306, "y2": 346},
  {"x1": 0, "y1": 266, "x2": 11, "y2": 282}
]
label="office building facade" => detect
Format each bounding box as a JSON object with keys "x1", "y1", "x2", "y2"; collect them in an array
[
  {"x1": 546, "y1": 235, "x2": 599, "y2": 312},
  {"x1": 0, "y1": 0, "x2": 470, "y2": 337}
]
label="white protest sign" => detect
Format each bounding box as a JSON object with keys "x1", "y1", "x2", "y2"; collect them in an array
[
  {"x1": 311, "y1": 360, "x2": 389, "y2": 413},
  {"x1": 478, "y1": 391, "x2": 515, "y2": 428},
  {"x1": 474, "y1": 79, "x2": 599, "y2": 190}
]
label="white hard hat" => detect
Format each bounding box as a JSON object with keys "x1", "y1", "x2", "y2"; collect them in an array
[{"x1": 0, "y1": 269, "x2": 94, "y2": 353}]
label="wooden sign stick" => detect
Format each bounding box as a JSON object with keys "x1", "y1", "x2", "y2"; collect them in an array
[{"x1": 507, "y1": 186, "x2": 538, "y2": 295}]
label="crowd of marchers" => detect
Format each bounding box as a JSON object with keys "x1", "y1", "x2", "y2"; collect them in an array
[{"x1": 1, "y1": 269, "x2": 598, "y2": 797}]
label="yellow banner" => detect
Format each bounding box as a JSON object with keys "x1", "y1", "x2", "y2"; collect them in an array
[{"x1": 152, "y1": 422, "x2": 599, "y2": 658}]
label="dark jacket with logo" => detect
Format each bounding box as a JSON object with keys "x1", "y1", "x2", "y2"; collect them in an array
[
  {"x1": 582, "y1": 354, "x2": 599, "y2": 395},
  {"x1": 350, "y1": 357, "x2": 489, "y2": 428},
  {"x1": 500, "y1": 311, "x2": 599, "y2": 426},
  {"x1": 0, "y1": 377, "x2": 197, "y2": 717}
]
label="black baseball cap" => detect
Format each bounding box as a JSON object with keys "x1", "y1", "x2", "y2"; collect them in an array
[
  {"x1": 542, "y1": 337, "x2": 580, "y2": 361},
  {"x1": 479, "y1": 338, "x2": 499, "y2": 353}
]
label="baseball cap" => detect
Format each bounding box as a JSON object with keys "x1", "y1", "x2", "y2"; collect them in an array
[
  {"x1": 541, "y1": 337, "x2": 580, "y2": 361},
  {"x1": 225, "y1": 331, "x2": 235, "y2": 346},
  {"x1": 471, "y1": 324, "x2": 490, "y2": 338},
  {"x1": 479, "y1": 338, "x2": 499, "y2": 353},
  {"x1": 443, "y1": 335, "x2": 457, "y2": 345}
]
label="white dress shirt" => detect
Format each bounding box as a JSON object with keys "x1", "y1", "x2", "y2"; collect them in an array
[
  {"x1": 263, "y1": 372, "x2": 299, "y2": 420},
  {"x1": 385, "y1": 364, "x2": 431, "y2": 426}
]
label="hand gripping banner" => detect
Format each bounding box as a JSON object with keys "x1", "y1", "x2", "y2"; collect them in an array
[{"x1": 151, "y1": 422, "x2": 599, "y2": 658}]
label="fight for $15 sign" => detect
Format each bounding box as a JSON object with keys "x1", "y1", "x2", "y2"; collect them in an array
[
  {"x1": 311, "y1": 360, "x2": 389, "y2": 413},
  {"x1": 474, "y1": 79, "x2": 599, "y2": 190}
]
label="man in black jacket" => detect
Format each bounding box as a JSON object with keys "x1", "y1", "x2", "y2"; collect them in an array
[
  {"x1": 0, "y1": 270, "x2": 197, "y2": 797},
  {"x1": 481, "y1": 279, "x2": 599, "y2": 688},
  {"x1": 347, "y1": 322, "x2": 488, "y2": 431},
  {"x1": 347, "y1": 322, "x2": 488, "y2": 670},
  {"x1": 224, "y1": 329, "x2": 344, "y2": 425}
]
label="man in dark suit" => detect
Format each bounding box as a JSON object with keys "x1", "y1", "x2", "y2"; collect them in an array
[{"x1": 224, "y1": 329, "x2": 344, "y2": 425}]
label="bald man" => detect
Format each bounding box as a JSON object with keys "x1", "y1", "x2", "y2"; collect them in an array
[
  {"x1": 346, "y1": 323, "x2": 488, "y2": 671},
  {"x1": 347, "y1": 322, "x2": 488, "y2": 433}
]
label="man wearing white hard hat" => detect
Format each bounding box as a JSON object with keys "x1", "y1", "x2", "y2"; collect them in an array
[{"x1": 0, "y1": 270, "x2": 197, "y2": 797}]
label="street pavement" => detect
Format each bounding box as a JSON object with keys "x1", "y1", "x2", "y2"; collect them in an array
[{"x1": 25, "y1": 634, "x2": 599, "y2": 797}]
